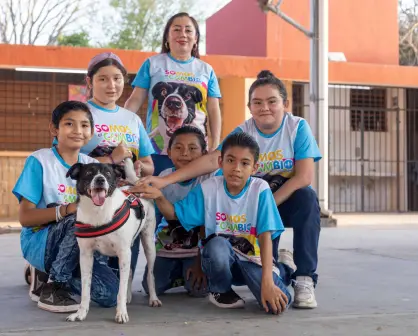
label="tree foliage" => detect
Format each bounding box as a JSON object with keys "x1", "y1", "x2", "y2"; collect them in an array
[
  {"x1": 57, "y1": 31, "x2": 91, "y2": 47},
  {"x1": 106, "y1": 0, "x2": 203, "y2": 51},
  {"x1": 0, "y1": 0, "x2": 91, "y2": 45},
  {"x1": 399, "y1": 0, "x2": 418, "y2": 65}
]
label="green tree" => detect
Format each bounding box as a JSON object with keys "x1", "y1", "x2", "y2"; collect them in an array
[
  {"x1": 57, "y1": 31, "x2": 91, "y2": 47},
  {"x1": 105, "y1": 0, "x2": 203, "y2": 51},
  {"x1": 0, "y1": 0, "x2": 92, "y2": 45}
]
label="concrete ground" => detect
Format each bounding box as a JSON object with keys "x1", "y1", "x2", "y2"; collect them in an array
[{"x1": 0, "y1": 225, "x2": 417, "y2": 336}]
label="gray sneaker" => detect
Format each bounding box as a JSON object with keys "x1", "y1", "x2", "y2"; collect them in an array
[
  {"x1": 28, "y1": 266, "x2": 48, "y2": 302},
  {"x1": 37, "y1": 282, "x2": 79, "y2": 313},
  {"x1": 293, "y1": 276, "x2": 318, "y2": 309},
  {"x1": 278, "y1": 249, "x2": 297, "y2": 271}
]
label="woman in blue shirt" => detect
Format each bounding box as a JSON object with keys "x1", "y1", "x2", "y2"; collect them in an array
[{"x1": 124, "y1": 12, "x2": 222, "y2": 176}]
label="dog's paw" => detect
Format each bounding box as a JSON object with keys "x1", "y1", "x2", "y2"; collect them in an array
[
  {"x1": 149, "y1": 297, "x2": 162, "y2": 307},
  {"x1": 115, "y1": 310, "x2": 129, "y2": 324},
  {"x1": 66, "y1": 310, "x2": 87, "y2": 322}
]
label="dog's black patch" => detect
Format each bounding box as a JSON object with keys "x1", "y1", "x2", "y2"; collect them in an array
[
  {"x1": 67, "y1": 163, "x2": 125, "y2": 199},
  {"x1": 89, "y1": 146, "x2": 138, "y2": 163},
  {"x1": 261, "y1": 174, "x2": 290, "y2": 193},
  {"x1": 165, "y1": 219, "x2": 200, "y2": 249}
]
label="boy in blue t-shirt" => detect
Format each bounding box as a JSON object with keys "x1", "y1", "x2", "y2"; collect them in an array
[
  {"x1": 139, "y1": 126, "x2": 216, "y2": 297},
  {"x1": 138, "y1": 132, "x2": 293, "y2": 314},
  {"x1": 13, "y1": 101, "x2": 119, "y2": 313}
]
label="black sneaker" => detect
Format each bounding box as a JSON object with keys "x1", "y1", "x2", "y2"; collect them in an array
[
  {"x1": 209, "y1": 289, "x2": 245, "y2": 308},
  {"x1": 28, "y1": 266, "x2": 48, "y2": 302},
  {"x1": 37, "y1": 282, "x2": 79, "y2": 313}
]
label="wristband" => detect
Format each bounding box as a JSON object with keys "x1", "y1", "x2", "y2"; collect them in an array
[{"x1": 55, "y1": 205, "x2": 63, "y2": 222}]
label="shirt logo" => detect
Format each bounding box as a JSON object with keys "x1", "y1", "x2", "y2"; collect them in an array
[{"x1": 215, "y1": 212, "x2": 251, "y2": 233}]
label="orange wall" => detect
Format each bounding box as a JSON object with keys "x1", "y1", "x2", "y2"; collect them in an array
[
  {"x1": 0, "y1": 44, "x2": 417, "y2": 87},
  {"x1": 208, "y1": 0, "x2": 399, "y2": 65}
]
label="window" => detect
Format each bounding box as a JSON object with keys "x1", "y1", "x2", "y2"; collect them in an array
[
  {"x1": 350, "y1": 88, "x2": 387, "y2": 132},
  {"x1": 292, "y1": 83, "x2": 304, "y2": 117}
]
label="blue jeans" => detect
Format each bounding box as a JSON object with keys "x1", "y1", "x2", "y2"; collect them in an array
[
  {"x1": 151, "y1": 154, "x2": 174, "y2": 176},
  {"x1": 142, "y1": 256, "x2": 207, "y2": 297},
  {"x1": 44, "y1": 215, "x2": 118, "y2": 307},
  {"x1": 201, "y1": 237, "x2": 292, "y2": 312},
  {"x1": 273, "y1": 187, "x2": 321, "y2": 285}
]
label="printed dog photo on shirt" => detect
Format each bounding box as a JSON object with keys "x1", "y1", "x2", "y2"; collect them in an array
[{"x1": 148, "y1": 81, "x2": 207, "y2": 154}]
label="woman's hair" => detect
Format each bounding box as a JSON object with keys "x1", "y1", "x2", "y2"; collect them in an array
[
  {"x1": 161, "y1": 12, "x2": 201, "y2": 59},
  {"x1": 51, "y1": 100, "x2": 94, "y2": 131},
  {"x1": 248, "y1": 70, "x2": 288, "y2": 102},
  {"x1": 168, "y1": 125, "x2": 207, "y2": 153}
]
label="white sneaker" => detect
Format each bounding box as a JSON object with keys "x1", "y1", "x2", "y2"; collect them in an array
[
  {"x1": 293, "y1": 276, "x2": 317, "y2": 309},
  {"x1": 278, "y1": 249, "x2": 296, "y2": 271}
]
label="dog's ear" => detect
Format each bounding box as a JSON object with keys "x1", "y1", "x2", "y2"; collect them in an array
[
  {"x1": 152, "y1": 81, "x2": 172, "y2": 99},
  {"x1": 66, "y1": 163, "x2": 84, "y2": 180},
  {"x1": 191, "y1": 87, "x2": 203, "y2": 103},
  {"x1": 112, "y1": 164, "x2": 126, "y2": 180}
]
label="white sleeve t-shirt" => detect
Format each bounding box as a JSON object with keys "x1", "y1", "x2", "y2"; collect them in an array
[
  {"x1": 132, "y1": 53, "x2": 222, "y2": 155},
  {"x1": 173, "y1": 176, "x2": 284, "y2": 259},
  {"x1": 218, "y1": 113, "x2": 322, "y2": 178},
  {"x1": 12, "y1": 147, "x2": 97, "y2": 272},
  {"x1": 81, "y1": 101, "x2": 155, "y2": 159}
]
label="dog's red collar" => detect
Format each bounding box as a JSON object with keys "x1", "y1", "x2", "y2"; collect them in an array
[{"x1": 75, "y1": 191, "x2": 145, "y2": 238}]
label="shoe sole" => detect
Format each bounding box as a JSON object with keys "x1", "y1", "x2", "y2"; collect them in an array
[
  {"x1": 28, "y1": 266, "x2": 38, "y2": 303},
  {"x1": 37, "y1": 301, "x2": 79, "y2": 313},
  {"x1": 208, "y1": 295, "x2": 245, "y2": 309},
  {"x1": 293, "y1": 300, "x2": 318, "y2": 309}
]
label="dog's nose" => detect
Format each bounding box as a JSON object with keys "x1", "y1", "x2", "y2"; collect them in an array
[
  {"x1": 95, "y1": 176, "x2": 106, "y2": 185},
  {"x1": 166, "y1": 98, "x2": 182, "y2": 109}
]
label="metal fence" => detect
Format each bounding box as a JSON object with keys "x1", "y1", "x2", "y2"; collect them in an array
[
  {"x1": 0, "y1": 69, "x2": 146, "y2": 152},
  {"x1": 293, "y1": 83, "x2": 418, "y2": 213}
]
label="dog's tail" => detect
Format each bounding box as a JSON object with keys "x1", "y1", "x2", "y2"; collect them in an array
[{"x1": 124, "y1": 158, "x2": 140, "y2": 185}]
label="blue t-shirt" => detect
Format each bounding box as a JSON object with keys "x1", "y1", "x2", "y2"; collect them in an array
[
  {"x1": 218, "y1": 113, "x2": 322, "y2": 178},
  {"x1": 132, "y1": 53, "x2": 221, "y2": 155},
  {"x1": 12, "y1": 147, "x2": 97, "y2": 272},
  {"x1": 173, "y1": 176, "x2": 284, "y2": 259},
  {"x1": 81, "y1": 101, "x2": 154, "y2": 159}
]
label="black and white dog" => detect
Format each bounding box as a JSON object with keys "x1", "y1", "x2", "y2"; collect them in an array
[
  {"x1": 149, "y1": 81, "x2": 206, "y2": 154},
  {"x1": 65, "y1": 162, "x2": 161, "y2": 324}
]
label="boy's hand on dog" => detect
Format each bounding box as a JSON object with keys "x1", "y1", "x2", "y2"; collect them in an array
[
  {"x1": 129, "y1": 183, "x2": 163, "y2": 200},
  {"x1": 261, "y1": 280, "x2": 288, "y2": 315},
  {"x1": 186, "y1": 264, "x2": 207, "y2": 291},
  {"x1": 111, "y1": 142, "x2": 133, "y2": 164},
  {"x1": 139, "y1": 175, "x2": 169, "y2": 190}
]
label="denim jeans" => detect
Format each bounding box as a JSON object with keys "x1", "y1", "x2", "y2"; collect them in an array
[
  {"x1": 201, "y1": 236, "x2": 292, "y2": 312},
  {"x1": 44, "y1": 215, "x2": 118, "y2": 307},
  {"x1": 273, "y1": 187, "x2": 321, "y2": 284},
  {"x1": 142, "y1": 256, "x2": 208, "y2": 297}
]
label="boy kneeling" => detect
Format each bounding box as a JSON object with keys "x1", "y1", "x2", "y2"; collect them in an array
[{"x1": 138, "y1": 132, "x2": 293, "y2": 314}]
